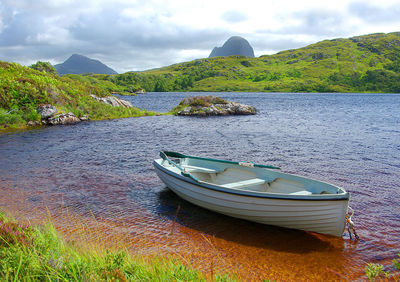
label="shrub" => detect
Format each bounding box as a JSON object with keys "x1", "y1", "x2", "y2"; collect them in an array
[
  {"x1": 393, "y1": 251, "x2": 400, "y2": 270},
  {"x1": 365, "y1": 263, "x2": 388, "y2": 281},
  {"x1": 29, "y1": 61, "x2": 57, "y2": 75},
  {"x1": 179, "y1": 95, "x2": 229, "y2": 107}
]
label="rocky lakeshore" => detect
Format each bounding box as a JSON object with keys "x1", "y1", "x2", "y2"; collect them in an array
[
  {"x1": 31, "y1": 95, "x2": 134, "y2": 126},
  {"x1": 173, "y1": 95, "x2": 256, "y2": 116},
  {"x1": 0, "y1": 61, "x2": 155, "y2": 130}
]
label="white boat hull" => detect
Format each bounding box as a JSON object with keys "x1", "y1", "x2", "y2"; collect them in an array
[{"x1": 154, "y1": 160, "x2": 349, "y2": 237}]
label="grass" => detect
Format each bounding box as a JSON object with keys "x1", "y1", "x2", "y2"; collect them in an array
[
  {"x1": 0, "y1": 212, "x2": 234, "y2": 281},
  {"x1": 0, "y1": 61, "x2": 156, "y2": 129},
  {"x1": 364, "y1": 253, "x2": 400, "y2": 281}
]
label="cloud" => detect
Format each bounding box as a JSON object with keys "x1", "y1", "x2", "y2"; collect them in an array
[
  {"x1": 221, "y1": 10, "x2": 248, "y2": 23},
  {"x1": 257, "y1": 10, "x2": 347, "y2": 38},
  {"x1": 293, "y1": 10, "x2": 346, "y2": 36},
  {"x1": 349, "y1": 2, "x2": 400, "y2": 23},
  {"x1": 0, "y1": 1, "x2": 230, "y2": 71},
  {"x1": 1, "y1": 0, "x2": 400, "y2": 72}
]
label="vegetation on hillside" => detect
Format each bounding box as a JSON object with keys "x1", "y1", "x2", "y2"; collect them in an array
[
  {"x1": 0, "y1": 213, "x2": 232, "y2": 281},
  {"x1": 0, "y1": 61, "x2": 153, "y2": 129},
  {"x1": 81, "y1": 32, "x2": 400, "y2": 93}
]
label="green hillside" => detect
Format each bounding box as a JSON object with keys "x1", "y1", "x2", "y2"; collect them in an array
[
  {"x1": 0, "y1": 61, "x2": 151, "y2": 129},
  {"x1": 88, "y1": 32, "x2": 400, "y2": 93}
]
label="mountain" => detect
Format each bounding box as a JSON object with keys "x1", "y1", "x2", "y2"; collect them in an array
[
  {"x1": 55, "y1": 54, "x2": 118, "y2": 75},
  {"x1": 209, "y1": 36, "x2": 255, "y2": 58}
]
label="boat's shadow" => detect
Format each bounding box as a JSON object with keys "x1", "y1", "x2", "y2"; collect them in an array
[{"x1": 156, "y1": 188, "x2": 341, "y2": 254}]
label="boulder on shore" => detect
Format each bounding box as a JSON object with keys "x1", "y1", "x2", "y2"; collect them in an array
[
  {"x1": 90, "y1": 94, "x2": 133, "y2": 108},
  {"x1": 27, "y1": 121, "x2": 41, "y2": 127},
  {"x1": 34, "y1": 104, "x2": 88, "y2": 126},
  {"x1": 173, "y1": 95, "x2": 256, "y2": 116},
  {"x1": 45, "y1": 112, "x2": 80, "y2": 125},
  {"x1": 36, "y1": 104, "x2": 57, "y2": 119},
  {"x1": 135, "y1": 88, "x2": 146, "y2": 94}
]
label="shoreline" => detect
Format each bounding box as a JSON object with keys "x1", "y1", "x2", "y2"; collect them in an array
[
  {"x1": 0, "y1": 109, "x2": 166, "y2": 134},
  {"x1": 0, "y1": 210, "x2": 227, "y2": 281}
]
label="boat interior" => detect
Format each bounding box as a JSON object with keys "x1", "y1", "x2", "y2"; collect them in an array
[{"x1": 160, "y1": 157, "x2": 344, "y2": 196}]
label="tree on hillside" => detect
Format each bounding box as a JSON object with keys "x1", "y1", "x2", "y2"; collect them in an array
[{"x1": 29, "y1": 61, "x2": 57, "y2": 75}]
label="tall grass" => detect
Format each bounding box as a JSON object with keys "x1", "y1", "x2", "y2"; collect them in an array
[{"x1": 0, "y1": 212, "x2": 234, "y2": 281}]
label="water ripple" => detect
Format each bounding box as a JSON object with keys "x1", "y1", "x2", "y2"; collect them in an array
[{"x1": 1, "y1": 92, "x2": 400, "y2": 280}]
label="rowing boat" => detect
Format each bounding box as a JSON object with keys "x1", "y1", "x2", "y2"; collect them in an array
[{"x1": 153, "y1": 151, "x2": 350, "y2": 237}]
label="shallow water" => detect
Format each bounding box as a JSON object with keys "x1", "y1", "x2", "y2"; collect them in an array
[{"x1": 1, "y1": 92, "x2": 400, "y2": 280}]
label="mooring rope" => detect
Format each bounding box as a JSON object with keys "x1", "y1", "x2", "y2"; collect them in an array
[{"x1": 345, "y1": 206, "x2": 359, "y2": 240}]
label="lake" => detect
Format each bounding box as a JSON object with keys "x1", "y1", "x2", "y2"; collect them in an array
[{"x1": 1, "y1": 92, "x2": 399, "y2": 280}]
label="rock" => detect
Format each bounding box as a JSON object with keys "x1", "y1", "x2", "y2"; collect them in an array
[
  {"x1": 80, "y1": 115, "x2": 89, "y2": 121},
  {"x1": 46, "y1": 112, "x2": 80, "y2": 125},
  {"x1": 135, "y1": 88, "x2": 146, "y2": 94},
  {"x1": 90, "y1": 94, "x2": 133, "y2": 108},
  {"x1": 175, "y1": 95, "x2": 256, "y2": 116},
  {"x1": 27, "y1": 121, "x2": 41, "y2": 126},
  {"x1": 36, "y1": 104, "x2": 57, "y2": 119},
  {"x1": 180, "y1": 106, "x2": 192, "y2": 115}
]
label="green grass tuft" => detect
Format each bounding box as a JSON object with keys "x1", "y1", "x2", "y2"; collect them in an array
[{"x1": 0, "y1": 213, "x2": 234, "y2": 281}]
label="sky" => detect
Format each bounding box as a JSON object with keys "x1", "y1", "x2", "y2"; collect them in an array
[{"x1": 1, "y1": 0, "x2": 400, "y2": 73}]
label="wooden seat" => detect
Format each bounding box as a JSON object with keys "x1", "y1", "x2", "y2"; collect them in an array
[
  {"x1": 289, "y1": 190, "x2": 312, "y2": 196},
  {"x1": 182, "y1": 165, "x2": 220, "y2": 173},
  {"x1": 222, "y1": 178, "x2": 266, "y2": 189}
]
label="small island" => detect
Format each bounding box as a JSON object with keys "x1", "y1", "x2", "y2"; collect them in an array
[{"x1": 172, "y1": 95, "x2": 257, "y2": 116}]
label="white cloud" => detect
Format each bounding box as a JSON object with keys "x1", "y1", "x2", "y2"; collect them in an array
[
  {"x1": 221, "y1": 10, "x2": 249, "y2": 24},
  {"x1": 1, "y1": 0, "x2": 400, "y2": 72}
]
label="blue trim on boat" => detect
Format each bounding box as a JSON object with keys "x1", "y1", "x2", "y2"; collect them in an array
[{"x1": 153, "y1": 160, "x2": 350, "y2": 201}]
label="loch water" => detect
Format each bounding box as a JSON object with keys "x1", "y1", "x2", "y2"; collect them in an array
[{"x1": 1, "y1": 92, "x2": 400, "y2": 280}]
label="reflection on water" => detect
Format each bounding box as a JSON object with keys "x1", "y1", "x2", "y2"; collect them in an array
[{"x1": 1, "y1": 92, "x2": 400, "y2": 280}]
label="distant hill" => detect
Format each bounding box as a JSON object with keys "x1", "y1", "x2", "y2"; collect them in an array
[
  {"x1": 78, "y1": 32, "x2": 400, "y2": 93},
  {"x1": 55, "y1": 54, "x2": 118, "y2": 75},
  {"x1": 209, "y1": 36, "x2": 255, "y2": 58}
]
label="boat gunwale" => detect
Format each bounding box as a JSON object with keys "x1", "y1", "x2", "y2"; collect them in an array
[{"x1": 153, "y1": 160, "x2": 350, "y2": 202}]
